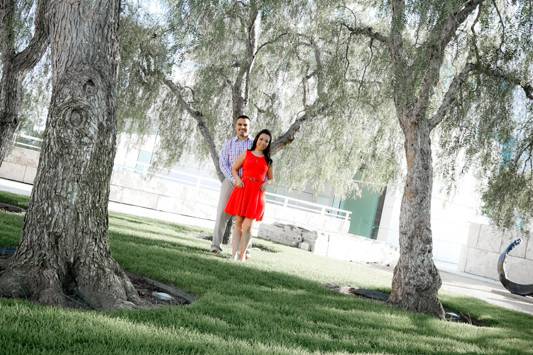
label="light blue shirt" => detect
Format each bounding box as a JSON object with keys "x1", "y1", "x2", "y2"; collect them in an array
[{"x1": 219, "y1": 136, "x2": 253, "y2": 183}]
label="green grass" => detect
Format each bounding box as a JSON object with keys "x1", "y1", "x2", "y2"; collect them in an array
[
  {"x1": 1, "y1": 193, "x2": 532, "y2": 354},
  {"x1": 0, "y1": 190, "x2": 30, "y2": 209}
]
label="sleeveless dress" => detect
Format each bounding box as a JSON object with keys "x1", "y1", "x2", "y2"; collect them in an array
[{"x1": 225, "y1": 150, "x2": 269, "y2": 221}]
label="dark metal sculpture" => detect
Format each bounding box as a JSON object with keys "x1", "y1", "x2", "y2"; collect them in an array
[{"x1": 497, "y1": 238, "x2": 533, "y2": 296}]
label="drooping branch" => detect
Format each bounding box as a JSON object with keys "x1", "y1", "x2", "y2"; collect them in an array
[
  {"x1": 490, "y1": 0, "x2": 505, "y2": 54},
  {"x1": 413, "y1": 0, "x2": 484, "y2": 123},
  {"x1": 473, "y1": 63, "x2": 533, "y2": 100},
  {"x1": 271, "y1": 34, "x2": 328, "y2": 155},
  {"x1": 159, "y1": 74, "x2": 224, "y2": 181},
  {"x1": 429, "y1": 63, "x2": 475, "y2": 129},
  {"x1": 434, "y1": 0, "x2": 485, "y2": 58},
  {"x1": 254, "y1": 31, "x2": 288, "y2": 57},
  {"x1": 390, "y1": 0, "x2": 409, "y2": 126},
  {"x1": 12, "y1": 0, "x2": 49, "y2": 73}
]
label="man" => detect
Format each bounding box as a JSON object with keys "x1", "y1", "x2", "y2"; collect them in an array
[{"x1": 211, "y1": 115, "x2": 253, "y2": 253}]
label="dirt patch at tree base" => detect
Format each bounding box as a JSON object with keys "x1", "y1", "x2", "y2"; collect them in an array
[
  {"x1": 0, "y1": 251, "x2": 196, "y2": 310},
  {"x1": 325, "y1": 283, "x2": 489, "y2": 326}
]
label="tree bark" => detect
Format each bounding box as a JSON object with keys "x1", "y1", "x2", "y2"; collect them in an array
[
  {"x1": 388, "y1": 119, "x2": 444, "y2": 318},
  {"x1": 0, "y1": 0, "x2": 48, "y2": 166},
  {"x1": 0, "y1": 0, "x2": 141, "y2": 309},
  {"x1": 0, "y1": 0, "x2": 20, "y2": 165}
]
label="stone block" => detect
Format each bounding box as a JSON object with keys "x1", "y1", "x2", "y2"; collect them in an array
[
  {"x1": 466, "y1": 223, "x2": 480, "y2": 247},
  {"x1": 457, "y1": 245, "x2": 468, "y2": 272},
  {"x1": 5, "y1": 146, "x2": 40, "y2": 166},
  {"x1": 23, "y1": 166, "x2": 37, "y2": 184},
  {"x1": 0, "y1": 161, "x2": 25, "y2": 181},
  {"x1": 476, "y1": 225, "x2": 503, "y2": 253},
  {"x1": 464, "y1": 247, "x2": 499, "y2": 280},
  {"x1": 299, "y1": 241, "x2": 311, "y2": 251},
  {"x1": 257, "y1": 223, "x2": 305, "y2": 247}
]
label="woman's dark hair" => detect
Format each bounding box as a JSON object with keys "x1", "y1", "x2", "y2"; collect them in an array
[{"x1": 249, "y1": 129, "x2": 273, "y2": 166}]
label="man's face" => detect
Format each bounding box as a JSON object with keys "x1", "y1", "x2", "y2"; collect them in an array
[{"x1": 235, "y1": 118, "x2": 250, "y2": 139}]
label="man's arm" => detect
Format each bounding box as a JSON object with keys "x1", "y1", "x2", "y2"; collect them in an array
[{"x1": 219, "y1": 140, "x2": 233, "y2": 182}]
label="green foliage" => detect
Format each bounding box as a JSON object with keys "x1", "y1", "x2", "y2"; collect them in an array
[
  {"x1": 117, "y1": 2, "x2": 175, "y2": 135},
  {"x1": 433, "y1": 1, "x2": 533, "y2": 227},
  {"x1": 147, "y1": 0, "x2": 402, "y2": 196}
]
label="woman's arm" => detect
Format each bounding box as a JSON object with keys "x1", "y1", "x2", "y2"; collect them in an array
[
  {"x1": 232, "y1": 152, "x2": 246, "y2": 187},
  {"x1": 261, "y1": 165, "x2": 274, "y2": 191}
]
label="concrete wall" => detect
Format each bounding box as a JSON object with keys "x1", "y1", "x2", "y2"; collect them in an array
[
  {"x1": 0, "y1": 146, "x2": 39, "y2": 184},
  {"x1": 459, "y1": 223, "x2": 533, "y2": 283}
]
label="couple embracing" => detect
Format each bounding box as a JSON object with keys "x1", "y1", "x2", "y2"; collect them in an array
[{"x1": 211, "y1": 115, "x2": 274, "y2": 261}]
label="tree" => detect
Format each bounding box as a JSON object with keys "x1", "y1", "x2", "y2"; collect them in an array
[
  {"x1": 117, "y1": 0, "x2": 399, "y2": 243},
  {"x1": 341, "y1": 0, "x2": 532, "y2": 317},
  {"x1": 0, "y1": 0, "x2": 48, "y2": 166},
  {"x1": 0, "y1": 0, "x2": 141, "y2": 309},
  {"x1": 119, "y1": 1, "x2": 399, "y2": 193}
]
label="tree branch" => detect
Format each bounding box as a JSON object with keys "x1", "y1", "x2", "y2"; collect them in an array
[
  {"x1": 340, "y1": 22, "x2": 389, "y2": 44},
  {"x1": 429, "y1": 63, "x2": 475, "y2": 129},
  {"x1": 414, "y1": 0, "x2": 484, "y2": 125},
  {"x1": 12, "y1": 0, "x2": 49, "y2": 73},
  {"x1": 473, "y1": 63, "x2": 533, "y2": 100},
  {"x1": 271, "y1": 34, "x2": 329, "y2": 155},
  {"x1": 254, "y1": 32, "x2": 288, "y2": 56},
  {"x1": 159, "y1": 73, "x2": 224, "y2": 181}
]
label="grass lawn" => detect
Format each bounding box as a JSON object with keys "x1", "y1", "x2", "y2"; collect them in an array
[{"x1": 0, "y1": 192, "x2": 532, "y2": 354}]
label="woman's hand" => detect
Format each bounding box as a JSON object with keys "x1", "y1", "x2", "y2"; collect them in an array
[{"x1": 235, "y1": 177, "x2": 244, "y2": 188}]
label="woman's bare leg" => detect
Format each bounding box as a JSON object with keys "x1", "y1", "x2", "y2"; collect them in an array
[
  {"x1": 232, "y1": 216, "x2": 244, "y2": 260},
  {"x1": 240, "y1": 218, "x2": 253, "y2": 261}
]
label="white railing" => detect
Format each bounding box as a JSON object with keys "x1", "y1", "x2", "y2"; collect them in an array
[
  {"x1": 14, "y1": 133, "x2": 43, "y2": 150},
  {"x1": 114, "y1": 163, "x2": 351, "y2": 222},
  {"x1": 13, "y1": 134, "x2": 352, "y2": 224}
]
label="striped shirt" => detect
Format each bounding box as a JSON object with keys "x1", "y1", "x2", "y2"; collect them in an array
[{"x1": 219, "y1": 136, "x2": 254, "y2": 183}]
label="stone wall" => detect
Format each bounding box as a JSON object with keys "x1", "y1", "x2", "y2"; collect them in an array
[
  {"x1": 257, "y1": 222, "x2": 399, "y2": 267},
  {"x1": 0, "y1": 146, "x2": 39, "y2": 184},
  {"x1": 459, "y1": 223, "x2": 533, "y2": 283}
]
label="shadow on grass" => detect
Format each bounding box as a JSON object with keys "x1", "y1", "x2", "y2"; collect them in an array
[{"x1": 106, "y1": 231, "x2": 532, "y2": 354}]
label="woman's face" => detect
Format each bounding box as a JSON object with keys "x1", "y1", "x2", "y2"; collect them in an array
[{"x1": 256, "y1": 133, "x2": 270, "y2": 151}]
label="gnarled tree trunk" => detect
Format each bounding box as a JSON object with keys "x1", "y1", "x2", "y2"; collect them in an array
[
  {"x1": 388, "y1": 119, "x2": 444, "y2": 317},
  {"x1": 0, "y1": 0, "x2": 141, "y2": 309}
]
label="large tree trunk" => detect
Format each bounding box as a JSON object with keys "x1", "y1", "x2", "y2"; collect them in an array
[
  {"x1": 0, "y1": 0, "x2": 141, "y2": 309},
  {"x1": 388, "y1": 119, "x2": 444, "y2": 318}
]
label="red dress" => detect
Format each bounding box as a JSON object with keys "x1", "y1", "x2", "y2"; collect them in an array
[{"x1": 225, "y1": 150, "x2": 269, "y2": 221}]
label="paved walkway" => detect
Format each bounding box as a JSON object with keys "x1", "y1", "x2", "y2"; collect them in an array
[{"x1": 2, "y1": 177, "x2": 532, "y2": 316}]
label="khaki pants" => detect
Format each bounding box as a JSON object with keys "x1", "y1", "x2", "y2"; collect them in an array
[{"x1": 211, "y1": 178, "x2": 234, "y2": 251}]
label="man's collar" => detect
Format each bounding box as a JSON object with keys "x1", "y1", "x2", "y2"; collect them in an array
[{"x1": 233, "y1": 136, "x2": 253, "y2": 142}]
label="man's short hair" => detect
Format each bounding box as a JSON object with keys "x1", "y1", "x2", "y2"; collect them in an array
[{"x1": 236, "y1": 114, "x2": 250, "y2": 121}]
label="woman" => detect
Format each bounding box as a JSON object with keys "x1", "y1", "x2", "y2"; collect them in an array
[{"x1": 225, "y1": 129, "x2": 274, "y2": 261}]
